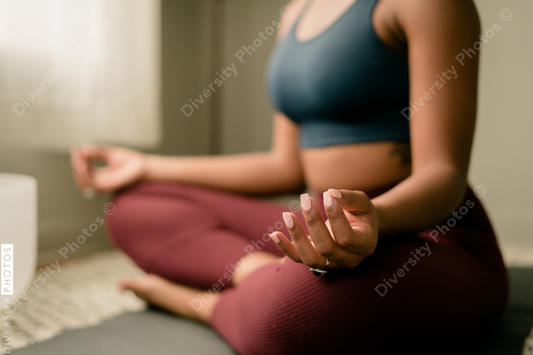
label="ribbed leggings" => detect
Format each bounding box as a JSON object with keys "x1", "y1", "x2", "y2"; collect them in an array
[{"x1": 106, "y1": 182, "x2": 509, "y2": 354}]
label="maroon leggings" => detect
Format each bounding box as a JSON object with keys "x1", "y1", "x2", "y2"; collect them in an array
[{"x1": 106, "y1": 182, "x2": 508, "y2": 354}]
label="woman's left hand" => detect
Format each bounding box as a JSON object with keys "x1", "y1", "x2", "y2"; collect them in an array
[{"x1": 272, "y1": 189, "x2": 379, "y2": 270}]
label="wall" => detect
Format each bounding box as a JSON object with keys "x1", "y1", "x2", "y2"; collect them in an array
[
  {"x1": 0, "y1": 0, "x2": 213, "y2": 265},
  {"x1": 470, "y1": 0, "x2": 533, "y2": 246},
  {"x1": 220, "y1": 0, "x2": 287, "y2": 154}
]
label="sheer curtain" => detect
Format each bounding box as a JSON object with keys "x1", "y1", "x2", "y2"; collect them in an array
[{"x1": 0, "y1": 0, "x2": 161, "y2": 151}]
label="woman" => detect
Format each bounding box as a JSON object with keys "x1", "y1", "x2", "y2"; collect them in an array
[{"x1": 71, "y1": 0, "x2": 508, "y2": 353}]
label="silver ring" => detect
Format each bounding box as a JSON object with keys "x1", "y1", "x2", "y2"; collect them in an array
[{"x1": 310, "y1": 259, "x2": 329, "y2": 276}]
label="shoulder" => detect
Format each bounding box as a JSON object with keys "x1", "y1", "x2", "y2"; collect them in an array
[
  {"x1": 276, "y1": 0, "x2": 308, "y2": 41},
  {"x1": 392, "y1": 0, "x2": 481, "y2": 42}
]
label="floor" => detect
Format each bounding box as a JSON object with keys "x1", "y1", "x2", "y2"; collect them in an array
[{"x1": 7, "y1": 244, "x2": 533, "y2": 353}]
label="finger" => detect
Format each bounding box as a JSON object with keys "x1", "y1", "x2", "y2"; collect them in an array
[
  {"x1": 70, "y1": 147, "x2": 82, "y2": 184},
  {"x1": 282, "y1": 211, "x2": 325, "y2": 268},
  {"x1": 73, "y1": 148, "x2": 97, "y2": 189},
  {"x1": 80, "y1": 146, "x2": 119, "y2": 192},
  {"x1": 70, "y1": 148, "x2": 88, "y2": 188},
  {"x1": 79, "y1": 144, "x2": 111, "y2": 161},
  {"x1": 270, "y1": 231, "x2": 302, "y2": 263},
  {"x1": 323, "y1": 190, "x2": 359, "y2": 251},
  {"x1": 91, "y1": 166, "x2": 128, "y2": 192},
  {"x1": 329, "y1": 188, "x2": 373, "y2": 214},
  {"x1": 300, "y1": 193, "x2": 339, "y2": 261},
  {"x1": 329, "y1": 189, "x2": 377, "y2": 256}
]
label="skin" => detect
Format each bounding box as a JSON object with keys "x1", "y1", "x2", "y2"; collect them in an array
[{"x1": 71, "y1": 0, "x2": 481, "y2": 325}]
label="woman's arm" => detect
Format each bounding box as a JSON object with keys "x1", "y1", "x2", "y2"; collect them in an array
[
  {"x1": 72, "y1": 113, "x2": 305, "y2": 195},
  {"x1": 372, "y1": 0, "x2": 481, "y2": 236},
  {"x1": 143, "y1": 113, "x2": 305, "y2": 194}
]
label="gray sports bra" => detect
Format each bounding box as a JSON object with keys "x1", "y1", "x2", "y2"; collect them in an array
[{"x1": 266, "y1": 0, "x2": 410, "y2": 148}]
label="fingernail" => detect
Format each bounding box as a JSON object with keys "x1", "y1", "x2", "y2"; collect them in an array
[
  {"x1": 323, "y1": 191, "x2": 333, "y2": 208},
  {"x1": 329, "y1": 189, "x2": 342, "y2": 199},
  {"x1": 282, "y1": 212, "x2": 294, "y2": 228},
  {"x1": 300, "y1": 193, "x2": 312, "y2": 211},
  {"x1": 270, "y1": 233, "x2": 280, "y2": 244}
]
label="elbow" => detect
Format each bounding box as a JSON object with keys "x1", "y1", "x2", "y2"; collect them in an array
[
  {"x1": 432, "y1": 165, "x2": 469, "y2": 217},
  {"x1": 285, "y1": 180, "x2": 307, "y2": 194},
  {"x1": 279, "y1": 168, "x2": 306, "y2": 194},
  {"x1": 270, "y1": 151, "x2": 306, "y2": 194},
  {"x1": 412, "y1": 163, "x2": 469, "y2": 218}
]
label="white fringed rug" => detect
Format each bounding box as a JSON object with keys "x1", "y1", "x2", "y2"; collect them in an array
[{"x1": 8, "y1": 250, "x2": 147, "y2": 350}]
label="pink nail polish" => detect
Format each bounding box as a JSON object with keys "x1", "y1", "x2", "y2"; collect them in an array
[
  {"x1": 270, "y1": 233, "x2": 281, "y2": 244},
  {"x1": 301, "y1": 193, "x2": 312, "y2": 211},
  {"x1": 329, "y1": 189, "x2": 342, "y2": 199},
  {"x1": 282, "y1": 212, "x2": 294, "y2": 228},
  {"x1": 323, "y1": 191, "x2": 333, "y2": 208}
]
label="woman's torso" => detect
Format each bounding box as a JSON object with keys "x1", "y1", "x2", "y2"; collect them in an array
[
  {"x1": 301, "y1": 141, "x2": 411, "y2": 192},
  {"x1": 270, "y1": 0, "x2": 411, "y2": 192}
]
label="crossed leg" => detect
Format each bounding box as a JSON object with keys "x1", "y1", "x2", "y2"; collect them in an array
[
  {"x1": 106, "y1": 182, "x2": 508, "y2": 354},
  {"x1": 118, "y1": 251, "x2": 285, "y2": 324},
  {"x1": 105, "y1": 181, "x2": 299, "y2": 323}
]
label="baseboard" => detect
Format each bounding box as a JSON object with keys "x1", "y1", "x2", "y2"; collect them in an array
[
  {"x1": 37, "y1": 237, "x2": 113, "y2": 267},
  {"x1": 500, "y1": 242, "x2": 533, "y2": 268},
  {"x1": 37, "y1": 215, "x2": 114, "y2": 266},
  {"x1": 486, "y1": 208, "x2": 533, "y2": 246}
]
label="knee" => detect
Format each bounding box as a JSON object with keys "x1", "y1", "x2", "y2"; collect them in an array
[
  {"x1": 104, "y1": 183, "x2": 154, "y2": 248},
  {"x1": 213, "y1": 263, "x2": 324, "y2": 354},
  {"x1": 104, "y1": 181, "x2": 194, "y2": 249}
]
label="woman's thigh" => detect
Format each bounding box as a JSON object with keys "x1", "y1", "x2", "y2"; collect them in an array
[
  {"x1": 105, "y1": 182, "x2": 300, "y2": 283},
  {"x1": 211, "y1": 233, "x2": 508, "y2": 354}
]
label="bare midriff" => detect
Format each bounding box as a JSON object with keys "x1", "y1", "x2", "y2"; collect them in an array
[{"x1": 300, "y1": 141, "x2": 412, "y2": 192}]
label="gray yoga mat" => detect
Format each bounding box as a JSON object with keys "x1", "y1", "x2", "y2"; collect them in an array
[
  {"x1": 11, "y1": 308, "x2": 236, "y2": 355},
  {"x1": 12, "y1": 268, "x2": 533, "y2": 355}
]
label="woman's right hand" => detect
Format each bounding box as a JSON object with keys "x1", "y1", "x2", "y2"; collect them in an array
[{"x1": 70, "y1": 145, "x2": 148, "y2": 193}]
